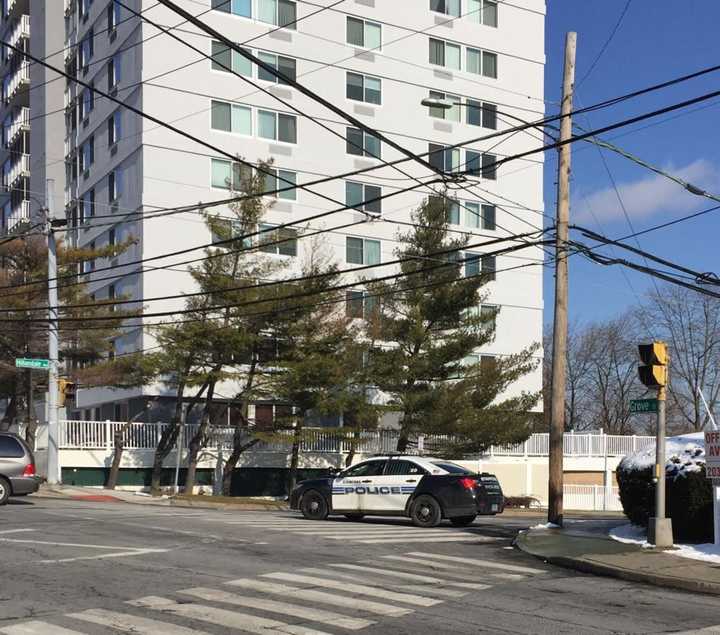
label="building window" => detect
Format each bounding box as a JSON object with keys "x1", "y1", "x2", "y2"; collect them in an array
[
  {"x1": 481, "y1": 204, "x2": 496, "y2": 230},
  {"x1": 346, "y1": 16, "x2": 381, "y2": 49},
  {"x1": 258, "y1": 0, "x2": 296, "y2": 29},
  {"x1": 211, "y1": 158, "x2": 247, "y2": 189},
  {"x1": 257, "y1": 51, "x2": 297, "y2": 84},
  {"x1": 480, "y1": 304, "x2": 498, "y2": 329},
  {"x1": 108, "y1": 227, "x2": 116, "y2": 247},
  {"x1": 465, "y1": 252, "x2": 480, "y2": 277},
  {"x1": 79, "y1": 188, "x2": 95, "y2": 223},
  {"x1": 480, "y1": 354, "x2": 497, "y2": 373},
  {"x1": 469, "y1": 0, "x2": 498, "y2": 27},
  {"x1": 346, "y1": 181, "x2": 382, "y2": 215},
  {"x1": 346, "y1": 72, "x2": 381, "y2": 105},
  {"x1": 263, "y1": 168, "x2": 297, "y2": 201},
  {"x1": 259, "y1": 223, "x2": 297, "y2": 256},
  {"x1": 79, "y1": 28, "x2": 94, "y2": 72},
  {"x1": 257, "y1": 110, "x2": 297, "y2": 143},
  {"x1": 107, "y1": 109, "x2": 121, "y2": 146},
  {"x1": 212, "y1": 0, "x2": 251, "y2": 18},
  {"x1": 211, "y1": 100, "x2": 252, "y2": 135},
  {"x1": 346, "y1": 237, "x2": 380, "y2": 265},
  {"x1": 429, "y1": 38, "x2": 461, "y2": 70},
  {"x1": 467, "y1": 47, "x2": 498, "y2": 78},
  {"x1": 80, "y1": 135, "x2": 94, "y2": 172},
  {"x1": 467, "y1": 100, "x2": 497, "y2": 129},
  {"x1": 107, "y1": 54, "x2": 121, "y2": 91},
  {"x1": 108, "y1": 168, "x2": 122, "y2": 202},
  {"x1": 107, "y1": 0, "x2": 120, "y2": 32},
  {"x1": 429, "y1": 143, "x2": 460, "y2": 173},
  {"x1": 446, "y1": 200, "x2": 460, "y2": 225},
  {"x1": 79, "y1": 84, "x2": 94, "y2": 121},
  {"x1": 482, "y1": 254, "x2": 496, "y2": 280},
  {"x1": 430, "y1": 0, "x2": 460, "y2": 17},
  {"x1": 211, "y1": 41, "x2": 253, "y2": 76},
  {"x1": 346, "y1": 290, "x2": 377, "y2": 319},
  {"x1": 427, "y1": 90, "x2": 460, "y2": 122},
  {"x1": 346, "y1": 127, "x2": 381, "y2": 158},
  {"x1": 481, "y1": 153, "x2": 497, "y2": 180}
]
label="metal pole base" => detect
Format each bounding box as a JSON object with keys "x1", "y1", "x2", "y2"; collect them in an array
[{"x1": 648, "y1": 517, "x2": 673, "y2": 548}]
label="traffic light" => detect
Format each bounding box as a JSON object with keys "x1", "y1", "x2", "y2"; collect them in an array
[
  {"x1": 638, "y1": 341, "x2": 668, "y2": 388},
  {"x1": 58, "y1": 379, "x2": 76, "y2": 407}
]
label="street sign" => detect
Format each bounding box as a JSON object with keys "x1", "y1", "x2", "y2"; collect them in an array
[
  {"x1": 15, "y1": 358, "x2": 50, "y2": 370},
  {"x1": 630, "y1": 398, "x2": 658, "y2": 414},
  {"x1": 705, "y1": 431, "x2": 720, "y2": 473}
]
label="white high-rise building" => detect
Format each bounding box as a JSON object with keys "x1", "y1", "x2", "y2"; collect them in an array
[{"x1": 58, "y1": 0, "x2": 546, "y2": 421}]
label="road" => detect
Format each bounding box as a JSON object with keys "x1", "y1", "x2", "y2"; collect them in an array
[{"x1": 0, "y1": 498, "x2": 718, "y2": 634}]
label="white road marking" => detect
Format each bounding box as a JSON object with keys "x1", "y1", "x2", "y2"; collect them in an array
[
  {"x1": 226, "y1": 578, "x2": 412, "y2": 616},
  {"x1": 358, "y1": 535, "x2": 492, "y2": 544},
  {"x1": 285, "y1": 528, "x2": 471, "y2": 536},
  {"x1": 374, "y1": 556, "x2": 517, "y2": 584},
  {"x1": 0, "y1": 529, "x2": 35, "y2": 535},
  {"x1": 301, "y1": 567, "x2": 469, "y2": 598},
  {"x1": 326, "y1": 563, "x2": 495, "y2": 589},
  {"x1": 406, "y1": 551, "x2": 546, "y2": 575},
  {"x1": 69, "y1": 608, "x2": 210, "y2": 634},
  {"x1": 669, "y1": 626, "x2": 720, "y2": 634},
  {"x1": 180, "y1": 587, "x2": 374, "y2": 630},
  {"x1": 262, "y1": 572, "x2": 441, "y2": 607},
  {"x1": 0, "y1": 538, "x2": 168, "y2": 564},
  {"x1": 0, "y1": 622, "x2": 83, "y2": 635},
  {"x1": 129, "y1": 596, "x2": 330, "y2": 635}
]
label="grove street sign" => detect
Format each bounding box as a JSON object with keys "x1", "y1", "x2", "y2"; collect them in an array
[
  {"x1": 629, "y1": 398, "x2": 658, "y2": 414},
  {"x1": 15, "y1": 358, "x2": 50, "y2": 370}
]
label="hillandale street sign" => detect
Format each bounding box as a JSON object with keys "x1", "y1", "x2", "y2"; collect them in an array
[
  {"x1": 15, "y1": 358, "x2": 50, "y2": 370},
  {"x1": 629, "y1": 398, "x2": 658, "y2": 414}
]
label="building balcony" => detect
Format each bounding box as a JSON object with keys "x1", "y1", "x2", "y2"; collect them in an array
[
  {"x1": 3, "y1": 152, "x2": 29, "y2": 192},
  {"x1": 4, "y1": 14, "x2": 30, "y2": 53},
  {"x1": 5, "y1": 198, "x2": 30, "y2": 233},
  {"x1": 2, "y1": 62, "x2": 30, "y2": 105},
  {"x1": 4, "y1": 105, "x2": 29, "y2": 148},
  {"x1": 5, "y1": 0, "x2": 29, "y2": 22}
]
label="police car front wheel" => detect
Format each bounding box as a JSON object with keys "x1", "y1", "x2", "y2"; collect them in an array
[
  {"x1": 300, "y1": 490, "x2": 329, "y2": 521},
  {"x1": 410, "y1": 495, "x2": 442, "y2": 528}
]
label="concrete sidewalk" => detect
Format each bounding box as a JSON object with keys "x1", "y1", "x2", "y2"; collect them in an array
[{"x1": 516, "y1": 525, "x2": 720, "y2": 596}]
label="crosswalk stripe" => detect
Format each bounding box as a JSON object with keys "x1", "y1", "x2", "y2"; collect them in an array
[
  {"x1": 357, "y1": 535, "x2": 487, "y2": 544},
  {"x1": 226, "y1": 578, "x2": 412, "y2": 616},
  {"x1": 68, "y1": 608, "x2": 210, "y2": 635},
  {"x1": 406, "y1": 551, "x2": 546, "y2": 574},
  {"x1": 326, "y1": 563, "x2": 494, "y2": 589},
  {"x1": 285, "y1": 528, "x2": 474, "y2": 536},
  {"x1": 129, "y1": 596, "x2": 330, "y2": 635},
  {"x1": 0, "y1": 622, "x2": 85, "y2": 635},
  {"x1": 179, "y1": 587, "x2": 374, "y2": 630},
  {"x1": 262, "y1": 573, "x2": 441, "y2": 607},
  {"x1": 372, "y1": 556, "x2": 527, "y2": 581},
  {"x1": 301, "y1": 567, "x2": 469, "y2": 598}
]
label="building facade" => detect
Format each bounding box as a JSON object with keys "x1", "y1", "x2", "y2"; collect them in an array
[{"x1": 56, "y1": 0, "x2": 546, "y2": 421}]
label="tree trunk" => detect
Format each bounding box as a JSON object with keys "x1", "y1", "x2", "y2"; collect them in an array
[
  {"x1": 184, "y1": 379, "x2": 218, "y2": 494},
  {"x1": 345, "y1": 429, "x2": 361, "y2": 467},
  {"x1": 396, "y1": 433, "x2": 409, "y2": 453},
  {"x1": 0, "y1": 393, "x2": 18, "y2": 432},
  {"x1": 106, "y1": 430, "x2": 125, "y2": 490},
  {"x1": 287, "y1": 417, "x2": 303, "y2": 496},
  {"x1": 221, "y1": 436, "x2": 261, "y2": 496},
  {"x1": 150, "y1": 423, "x2": 179, "y2": 495}
]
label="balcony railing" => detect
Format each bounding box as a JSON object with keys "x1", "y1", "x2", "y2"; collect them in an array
[
  {"x1": 5, "y1": 14, "x2": 30, "y2": 52},
  {"x1": 5, "y1": 199, "x2": 30, "y2": 233},
  {"x1": 4, "y1": 152, "x2": 29, "y2": 190},
  {"x1": 5, "y1": 106, "x2": 29, "y2": 147},
  {"x1": 3, "y1": 61, "x2": 29, "y2": 103}
]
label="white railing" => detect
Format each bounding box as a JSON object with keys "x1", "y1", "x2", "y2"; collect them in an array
[
  {"x1": 4, "y1": 61, "x2": 29, "y2": 101},
  {"x1": 6, "y1": 198, "x2": 29, "y2": 231},
  {"x1": 5, "y1": 152, "x2": 29, "y2": 189},
  {"x1": 6, "y1": 106, "x2": 29, "y2": 146},
  {"x1": 58, "y1": 421, "x2": 654, "y2": 458},
  {"x1": 6, "y1": 14, "x2": 30, "y2": 51},
  {"x1": 564, "y1": 484, "x2": 623, "y2": 512}
]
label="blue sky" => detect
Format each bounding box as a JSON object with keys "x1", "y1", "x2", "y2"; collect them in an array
[{"x1": 542, "y1": 1, "x2": 720, "y2": 324}]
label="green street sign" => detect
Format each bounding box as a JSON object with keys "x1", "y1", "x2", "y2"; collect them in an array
[
  {"x1": 630, "y1": 398, "x2": 658, "y2": 414},
  {"x1": 15, "y1": 358, "x2": 50, "y2": 370}
]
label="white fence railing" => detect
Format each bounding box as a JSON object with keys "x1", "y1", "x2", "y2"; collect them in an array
[
  {"x1": 58, "y1": 421, "x2": 653, "y2": 457},
  {"x1": 564, "y1": 484, "x2": 623, "y2": 512}
]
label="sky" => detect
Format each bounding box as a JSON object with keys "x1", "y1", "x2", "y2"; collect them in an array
[{"x1": 542, "y1": 1, "x2": 720, "y2": 326}]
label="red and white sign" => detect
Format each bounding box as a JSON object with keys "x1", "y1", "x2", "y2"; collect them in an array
[{"x1": 706, "y1": 431, "x2": 720, "y2": 477}]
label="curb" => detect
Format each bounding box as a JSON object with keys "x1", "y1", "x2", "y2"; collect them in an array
[{"x1": 514, "y1": 531, "x2": 720, "y2": 597}]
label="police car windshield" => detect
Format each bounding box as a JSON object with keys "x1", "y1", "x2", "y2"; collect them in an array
[{"x1": 430, "y1": 461, "x2": 472, "y2": 474}]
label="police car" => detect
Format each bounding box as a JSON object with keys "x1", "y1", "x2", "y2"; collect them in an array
[{"x1": 289, "y1": 455, "x2": 504, "y2": 528}]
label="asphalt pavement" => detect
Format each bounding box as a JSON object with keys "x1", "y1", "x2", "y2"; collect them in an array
[{"x1": 1, "y1": 497, "x2": 719, "y2": 634}]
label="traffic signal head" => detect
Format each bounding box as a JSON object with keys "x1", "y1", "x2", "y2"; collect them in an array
[
  {"x1": 638, "y1": 341, "x2": 668, "y2": 388},
  {"x1": 58, "y1": 379, "x2": 76, "y2": 407}
]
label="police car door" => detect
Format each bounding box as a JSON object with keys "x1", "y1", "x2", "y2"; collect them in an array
[
  {"x1": 331, "y1": 459, "x2": 387, "y2": 512},
  {"x1": 363, "y1": 459, "x2": 428, "y2": 513}
]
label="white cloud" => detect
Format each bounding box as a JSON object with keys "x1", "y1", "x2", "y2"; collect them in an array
[{"x1": 575, "y1": 159, "x2": 720, "y2": 224}]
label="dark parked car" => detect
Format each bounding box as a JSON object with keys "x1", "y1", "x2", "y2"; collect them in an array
[{"x1": 0, "y1": 433, "x2": 40, "y2": 505}]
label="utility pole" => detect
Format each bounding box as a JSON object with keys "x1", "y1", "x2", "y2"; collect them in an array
[
  {"x1": 46, "y1": 179, "x2": 61, "y2": 485},
  {"x1": 548, "y1": 32, "x2": 577, "y2": 527}
]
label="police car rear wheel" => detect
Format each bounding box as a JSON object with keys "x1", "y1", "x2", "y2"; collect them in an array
[
  {"x1": 450, "y1": 515, "x2": 476, "y2": 526},
  {"x1": 344, "y1": 514, "x2": 364, "y2": 521},
  {"x1": 300, "y1": 490, "x2": 328, "y2": 521},
  {"x1": 410, "y1": 495, "x2": 441, "y2": 528}
]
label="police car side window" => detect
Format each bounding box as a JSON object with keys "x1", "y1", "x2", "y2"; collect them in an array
[
  {"x1": 385, "y1": 460, "x2": 427, "y2": 476},
  {"x1": 342, "y1": 460, "x2": 386, "y2": 478}
]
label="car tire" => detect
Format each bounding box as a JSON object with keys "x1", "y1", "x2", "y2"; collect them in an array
[
  {"x1": 0, "y1": 477, "x2": 10, "y2": 506},
  {"x1": 450, "y1": 515, "x2": 476, "y2": 527},
  {"x1": 410, "y1": 495, "x2": 442, "y2": 528},
  {"x1": 344, "y1": 514, "x2": 364, "y2": 522},
  {"x1": 300, "y1": 490, "x2": 329, "y2": 521}
]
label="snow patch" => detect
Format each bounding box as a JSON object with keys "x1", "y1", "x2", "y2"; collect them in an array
[
  {"x1": 609, "y1": 524, "x2": 720, "y2": 562},
  {"x1": 618, "y1": 432, "x2": 707, "y2": 480},
  {"x1": 671, "y1": 543, "x2": 720, "y2": 564},
  {"x1": 530, "y1": 522, "x2": 561, "y2": 530},
  {"x1": 609, "y1": 523, "x2": 652, "y2": 548}
]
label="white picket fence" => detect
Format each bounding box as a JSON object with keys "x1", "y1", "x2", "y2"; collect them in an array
[
  {"x1": 58, "y1": 420, "x2": 653, "y2": 458},
  {"x1": 564, "y1": 484, "x2": 623, "y2": 512}
]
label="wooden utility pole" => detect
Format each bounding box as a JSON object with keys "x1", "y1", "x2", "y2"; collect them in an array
[{"x1": 548, "y1": 32, "x2": 577, "y2": 527}]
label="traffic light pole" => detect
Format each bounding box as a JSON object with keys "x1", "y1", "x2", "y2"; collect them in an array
[
  {"x1": 46, "y1": 179, "x2": 61, "y2": 485},
  {"x1": 548, "y1": 31, "x2": 577, "y2": 528},
  {"x1": 649, "y1": 365, "x2": 673, "y2": 547}
]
